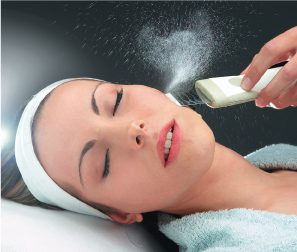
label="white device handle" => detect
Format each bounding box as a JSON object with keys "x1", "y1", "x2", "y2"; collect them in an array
[{"x1": 251, "y1": 66, "x2": 282, "y2": 93}]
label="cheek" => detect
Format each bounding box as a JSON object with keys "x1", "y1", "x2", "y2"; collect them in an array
[
  {"x1": 106, "y1": 157, "x2": 168, "y2": 212},
  {"x1": 184, "y1": 107, "x2": 215, "y2": 154},
  {"x1": 107, "y1": 159, "x2": 151, "y2": 193},
  {"x1": 178, "y1": 107, "x2": 215, "y2": 177},
  {"x1": 132, "y1": 86, "x2": 170, "y2": 111},
  {"x1": 193, "y1": 123, "x2": 215, "y2": 166}
]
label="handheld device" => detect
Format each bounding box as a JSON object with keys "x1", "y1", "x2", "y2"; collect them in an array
[
  {"x1": 194, "y1": 67, "x2": 281, "y2": 108},
  {"x1": 166, "y1": 67, "x2": 282, "y2": 108}
]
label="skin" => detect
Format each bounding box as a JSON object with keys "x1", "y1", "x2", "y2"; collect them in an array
[
  {"x1": 241, "y1": 26, "x2": 297, "y2": 108},
  {"x1": 35, "y1": 79, "x2": 297, "y2": 224}
]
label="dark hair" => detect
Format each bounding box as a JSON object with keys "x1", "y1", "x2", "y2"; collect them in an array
[{"x1": 1, "y1": 88, "x2": 117, "y2": 215}]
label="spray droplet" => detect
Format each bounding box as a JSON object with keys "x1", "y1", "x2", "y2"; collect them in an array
[{"x1": 137, "y1": 11, "x2": 217, "y2": 93}]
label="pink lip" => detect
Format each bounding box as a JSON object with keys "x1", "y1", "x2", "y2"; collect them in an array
[{"x1": 157, "y1": 119, "x2": 181, "y2": 167}]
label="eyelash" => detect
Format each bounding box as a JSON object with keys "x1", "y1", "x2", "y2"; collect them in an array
[
  {"x1": 112, "y1": 88, "x2": 123, "y2": 116},
  {"x1": 103, "y1": 149, "x2": 110, "y2": 178},
  {"x1": 103, "y1": 87, "x2": 123, "y2": 178}
]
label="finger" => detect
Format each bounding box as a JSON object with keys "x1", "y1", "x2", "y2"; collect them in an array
[
  {"x1": 242, "y1": 53, "x2": 293, "y2": 91},
  {"x1": 240, "y1": 54, "x2": 293, "y2": 77},
  {"x1": 241, "y1": 27, "x2": 297, "y2": 91},
  {"x1": 271, "y1": 82, "x2": 297, "y2": 109},
  {"x1": 271, "y1": 53, "x2": 294, "y2": 65},
  {"x1": 241, "y1": 55, "x2": 291, "y2": 76},
  {"x1": 255, "y1": 54, "x2": 297, "y2": 107}
]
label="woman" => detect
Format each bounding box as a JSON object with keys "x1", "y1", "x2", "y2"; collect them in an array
[
  {"x1": 1, "y1": 76, "x2": 297, "y2": 224},
  {"x1": 2, "y1": 26, "x2": 297, "y2": 224}
]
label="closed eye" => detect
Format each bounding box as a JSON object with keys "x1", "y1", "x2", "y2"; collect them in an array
[
  {"x1": 103, "y1": 149, "x2": 110, "y2": 178},
  {"x1": 112, "y1": 88, "x2": 123, "y2": 116}
]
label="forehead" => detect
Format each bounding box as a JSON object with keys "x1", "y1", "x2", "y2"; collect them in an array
[
  {"x1": 33, "y1": 79, "x2": 102, "y2": 186},
  {"x1": 51, "y1": 79, "x2": 101, "y2": 104}
]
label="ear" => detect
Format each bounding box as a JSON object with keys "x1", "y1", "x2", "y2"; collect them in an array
[{"x1": 108, "y1": 212, "x2": 143, "y2": 225}]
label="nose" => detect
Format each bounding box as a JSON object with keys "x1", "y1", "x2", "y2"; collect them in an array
[{"x1": 127, "y1": 120, "x2": 147, "y2": 150}]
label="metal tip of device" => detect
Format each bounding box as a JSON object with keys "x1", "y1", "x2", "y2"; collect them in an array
[{"x1": 167, "y1": 82, "x2": 205, "y2": 107}]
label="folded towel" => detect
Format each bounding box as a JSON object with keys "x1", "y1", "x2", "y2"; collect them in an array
[
  {"x1": 158, "y1": 144, "x2": 297, "y2": 252},
  {"x1": 245, "y1": 143, "x2": 297, "y2": 171},
  {"x1": 159, "y1": 209, "x2": 297, "y2": 252}
]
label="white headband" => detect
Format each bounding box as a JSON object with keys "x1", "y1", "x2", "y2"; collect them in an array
[{"x1": 15, "y1": 78, "x2": 111, "y2": 220}]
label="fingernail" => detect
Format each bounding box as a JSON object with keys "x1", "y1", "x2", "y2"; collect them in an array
[
  {"x1": 241, "y1": 77, "x2": 253, "y2": 90},
  {"x1": 256, "y1": 97, "x2": 267, "y2": 108}
]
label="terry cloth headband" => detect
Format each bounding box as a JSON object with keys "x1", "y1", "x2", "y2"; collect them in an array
[{"x1": 15, "y1": 78, "x2": 111, "y2": 220}]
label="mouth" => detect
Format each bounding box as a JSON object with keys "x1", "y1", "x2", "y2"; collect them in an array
[{"x1": 157, "y1": 119, "x2": 181, "y2": 167}]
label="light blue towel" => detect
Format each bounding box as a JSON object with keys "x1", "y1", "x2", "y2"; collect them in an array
[
  {"x1": 245, "y1": 144, "x2": 297, "y2": 171},
  {"x1": 158, "y1": 144, "x2": 297, "y2": 252}
]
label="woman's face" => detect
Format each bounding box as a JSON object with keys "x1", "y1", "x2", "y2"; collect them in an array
[{"x1": 35, "y1": 80, "x2": 215, "y2": 221}]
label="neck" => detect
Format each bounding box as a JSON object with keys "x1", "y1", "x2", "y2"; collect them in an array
[{"x1": 163, "y1": 143, "x2": 281, "y2": 216}]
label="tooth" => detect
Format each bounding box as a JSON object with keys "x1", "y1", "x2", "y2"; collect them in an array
[
  {"x1": 164, "y1": 148, "x2": 170, "y2": 154},
  {"x1": 166, "y1": 131, "x2": 173, "y2": 140},
  {"x1": 165, "y1": 139, "x2": 172, "y2": 148},
  {"x1": 165, "y1": 153, "x2": 169, "y2": 160}
]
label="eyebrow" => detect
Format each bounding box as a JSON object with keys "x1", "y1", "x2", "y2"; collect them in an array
[
  {"x1": 78, "y1": 83, "x2": 101, "y2": 186},
  {"x1": 91, "y1": 83, "x2": 100, "y2": 115}
]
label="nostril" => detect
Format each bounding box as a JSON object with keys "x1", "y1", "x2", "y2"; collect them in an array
[{"x1": 136, "y1": 136, "x2": 141, "y2": 145}]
